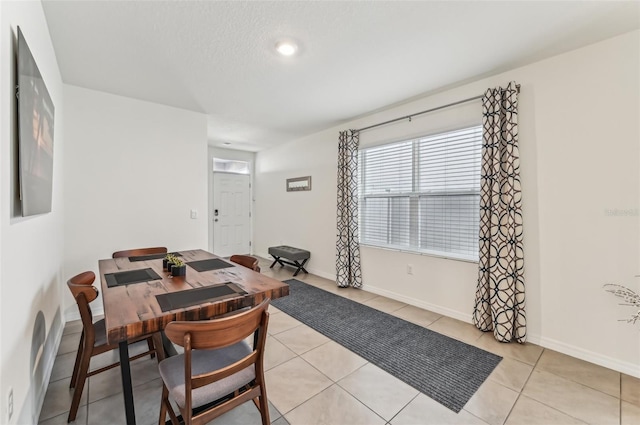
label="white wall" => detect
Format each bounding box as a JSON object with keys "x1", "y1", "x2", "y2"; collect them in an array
[
  {"x1": 0, "y1": 1, "x2": 66, "y2": 423},
  {"x1": 206, "y1": 147, "x2": 255, "y2": 253},
  {"x1": 255, "y1": 30, "x2": 640, "y2": 376},
  {"x1": 255, "y1": 137, "x2": 338, "y2": 279},
  {"x1": 63, "y1": 86, "x2": 208, "y2": 318}
]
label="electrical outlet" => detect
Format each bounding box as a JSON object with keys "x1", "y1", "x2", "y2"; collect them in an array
[
  {"x1": 406, "y1": 264, "x2": 413, "y2": 275},
  {"x1": 8, "y1": 387, "x2": 13, "y2": 422},
  {"x1": 190, "y1": 209, "x2": 198, "y2": 219}
]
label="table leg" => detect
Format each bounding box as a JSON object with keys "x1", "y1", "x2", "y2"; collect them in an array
[{"x1": 118, "y1": 341, "x2": 136, "y2": 425}]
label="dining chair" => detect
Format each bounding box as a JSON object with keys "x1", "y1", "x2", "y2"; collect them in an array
[
  {"x1": 66, "y1": 271, "x2": 160, "y2": 423},
  {"x1": 111, "y1": 246, "x2": 168, "y2": 258},
  {"x1": 158, "y1": 298, "x2": 271, "y2": 425},
  {"x1": 229, "y1": 254, "x2": 261, "y2": 272}
]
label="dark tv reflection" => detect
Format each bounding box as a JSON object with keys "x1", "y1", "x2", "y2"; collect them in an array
[{"x1": 17, "y1": 27, "x2": 55, "y2": 216}]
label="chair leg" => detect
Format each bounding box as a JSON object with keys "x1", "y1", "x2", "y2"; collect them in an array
[
  {"x1": 167, "y1": 403, "x2": 181, "y2": 425},
  {"x1": 160, "y1": 384, "x2": 182, "y2": 425},
  {"x1": 147, "y1": 336, "x2": 156, "y2": 359},
  {"x1": 68, "y1": 347, "x2": 91, "y2": 422},
  {"x1": 69, "y1": 331, "x2": 85, "y2": 389},
  {"x1": 152, "y1": 332, "x2": 166, "y2": 363},
  {"x1": 158, "y1": 384, "x2": 168, "y2": 425},
  {"x1": 258, "y1": 385, "x2": 270, "y2": 425}
]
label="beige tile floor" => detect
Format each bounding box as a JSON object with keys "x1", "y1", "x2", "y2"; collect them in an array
[{"x1": 40, "y1": 258, "x2": 640, "y2": 425}]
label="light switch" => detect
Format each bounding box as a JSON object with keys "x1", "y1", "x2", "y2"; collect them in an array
[{"x1": 190, "y1": 209, "x2": 198, "y2": 219}]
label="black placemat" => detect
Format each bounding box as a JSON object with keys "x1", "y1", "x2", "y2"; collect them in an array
[
  {"x1": 128, "y1": 252, "x2": 183, "y2": 262},
  {"x1": 105, "y1": 268, "x2": 162, "y2": 288},
  {"x1": 186, "y1": 258, "x2": 234, "y2": 272},
  {"x1": 155, "y1": 283, "x2": 248, "y2": 312}
]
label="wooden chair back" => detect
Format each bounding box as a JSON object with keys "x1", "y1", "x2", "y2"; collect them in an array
[
  {"x1": 165, "y1": 298, "x2": 269, "y2": 351},
  {"x1": 229, "y1": 254, "x2": 261, "y2": 272},
  {"x1": 163, "y1": 298, "x2": 270, "y2": 424},
  {"x1": 67, "y1": 271, "x2": 99, "y2": 331},
  {"x1": 112, "y1": 246, "x2": 167, "y2": 258}
]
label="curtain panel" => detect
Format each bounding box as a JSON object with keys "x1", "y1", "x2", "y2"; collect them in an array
[
  {"x1": 336, "y1": 130, "x2": 363, "y2": 288},
  {"x1": 473, "y1": 81, "x2": 526, "y2": 343}
]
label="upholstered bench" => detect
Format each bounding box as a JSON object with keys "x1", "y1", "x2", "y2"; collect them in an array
[{"x1": 268, "y1": 246, "x2": 310, "y2": 277}]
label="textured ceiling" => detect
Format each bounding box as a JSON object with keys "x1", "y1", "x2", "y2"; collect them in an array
[{"x1": 42, "y1": 1, "x2": 639, "y2": 151}]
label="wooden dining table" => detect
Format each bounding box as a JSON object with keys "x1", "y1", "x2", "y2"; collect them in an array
[{"x1": 98, "y1": 249, "x2": 289, "y2": 425}]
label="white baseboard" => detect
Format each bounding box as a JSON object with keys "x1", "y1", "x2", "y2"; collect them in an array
[
  {"x1": 362, "y1": 283, "x2": 473, "y2": 323},
  {"x1": 65, "y1": 306, "x2": 80, "y2": 322},
  {"x1": 25, "y1": 312, "x2": 65, "y2": 424},
  {"x1": 256, "y1": 252, "x2": 270, "y2": 260},
  {"x1": 522, "y1": 332, "x2": 543, "y2": 346},
  {"x1": 535, "y1": 336, "x2": 640, "y2": 378},
  {"x1": 304, "y1": 267, "x2": 335, "y2": 281},
  {"x1": 64, "y1": 304, "x2": 103, "y2": 322}
]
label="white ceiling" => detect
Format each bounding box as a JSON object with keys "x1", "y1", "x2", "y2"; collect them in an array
[{"x1": 42, "y1": 1, "x2": 639, "y2": 151}]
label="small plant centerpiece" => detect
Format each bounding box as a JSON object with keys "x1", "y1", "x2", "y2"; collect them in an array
[
  {"x1": 170, "y1": 258, "x2": 186, "y2": 277},
  {"x1": 163, "y1": 254, "x2": 176, "y2": 271}
]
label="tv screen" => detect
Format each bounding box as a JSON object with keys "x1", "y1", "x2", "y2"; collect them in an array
[{"x1": 17, "y1": 27, "x2": 55, "y2": 216}]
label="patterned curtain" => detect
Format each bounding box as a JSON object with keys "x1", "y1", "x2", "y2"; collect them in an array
[
  {"x1": 473, "y1": 81, "x2": 526, "y2": 343},
  {"x1": 336, "y1": 130, "x2": 362, "y2": 288}
]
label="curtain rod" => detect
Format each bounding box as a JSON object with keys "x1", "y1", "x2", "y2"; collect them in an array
[{"x1": 356, "y1": 84, "x2": 521, "y2": 133}]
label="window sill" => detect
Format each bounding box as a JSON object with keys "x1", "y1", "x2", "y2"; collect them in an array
[{"x1": 359, "y1": 243, "x2": 479, "y2": 264}]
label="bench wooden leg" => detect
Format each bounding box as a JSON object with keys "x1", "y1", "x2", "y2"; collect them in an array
[
  {"x1": 270, "y1": 256, "x2": 285, "y2": 269},
  {"x1": 292, "y1": 258, "x2": 309, "y2": 276},
  {"x1": 269, "y1": 254, "x2": 310, "y2": 276}
]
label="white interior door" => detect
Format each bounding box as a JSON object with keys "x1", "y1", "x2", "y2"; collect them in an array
[{"x1": 213, "y1": 173, "x2": 251, "y2": 257}]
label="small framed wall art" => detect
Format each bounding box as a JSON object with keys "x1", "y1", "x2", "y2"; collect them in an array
[{"x1": 286, "y1": 176, "x2": 312, "y2": 192}]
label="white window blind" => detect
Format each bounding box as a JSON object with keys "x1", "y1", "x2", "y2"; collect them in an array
[{"x1": 359, "y1": 125, "x2": 482, "y2": 261}]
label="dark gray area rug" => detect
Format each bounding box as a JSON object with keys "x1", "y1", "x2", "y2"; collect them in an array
[{"x1": 272, "y1": 279, "x2": 502, "y2": 412}]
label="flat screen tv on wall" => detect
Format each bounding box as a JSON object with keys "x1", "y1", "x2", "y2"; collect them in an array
[{"x1": 17, "y1": 26, "x2": 55, "y2": 216}]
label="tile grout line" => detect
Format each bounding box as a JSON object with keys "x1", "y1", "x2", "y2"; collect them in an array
[
  {"x1": 512, "y1": 346, "x2": 544, "y2": 410},
  {"x1": 268, "y1": 347, "x2": 334, "y2": 416},
  {"x1": 276, "y1": 304, "x2": 454, "y2": 424},
  {"x1": 289, "y1": 381, "x2": 388, "y2": 425},
  {"x1": 461, "y1": 408, "x2": 491, "y2": 425},
  {"x1": 272, "y1": 327, "x2": 389, "y2": 421},
  {"x1": 537, "y1": 351, "x2": 624, "y2": 398},
  {"x1": 514, "y1": 348, "x2": 592, "y2": 425},
  {"x1": 619, "y1": 375, "x2": 622, "y2": 425},
  {"x1": 275, "y1": 281, "x2": 508, "y2": 420},
  {"x1": 334, "y1": 382, "x2": 392, "y2": 425},
  {"x1": 374, "y1": 391, "x2": 421, "y2": 424},
  {"x1": 478, "y1": 342, "x2": 545, "y2": 425}
]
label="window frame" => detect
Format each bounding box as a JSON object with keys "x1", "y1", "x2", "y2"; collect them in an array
[{"x1": 358, "y1": 125, "x2": 482, "y2": 263}]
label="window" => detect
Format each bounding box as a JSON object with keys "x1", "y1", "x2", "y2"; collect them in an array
[
  {"x1": 212, "y1": 158, "x2": 250, "y2": 175},
  {"x1": 358, "y1": 125, "x2": 482, "y2": 261}
]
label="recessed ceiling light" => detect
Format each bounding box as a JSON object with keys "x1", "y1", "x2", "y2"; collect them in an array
[{"x1": 275, "y1": 39, "x2": 298, "y2": 57}]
